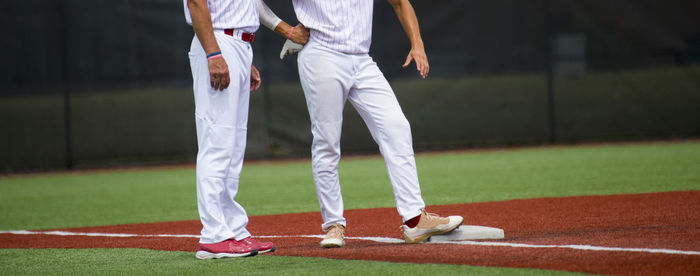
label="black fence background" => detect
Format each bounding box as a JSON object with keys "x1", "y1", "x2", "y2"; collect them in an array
[{"x1": 1, "y1": 0, "x2": 699, "y2": 172}]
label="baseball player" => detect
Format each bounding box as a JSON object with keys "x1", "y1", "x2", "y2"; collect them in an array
[
  {"x1": 257, "y1": 0, "x2": 464, "y2": 247},
  {"x1": 184, "y1": 0, "x2": 282, "y2": 259}
]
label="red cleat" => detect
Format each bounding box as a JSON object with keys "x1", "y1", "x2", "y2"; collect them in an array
[
  {"x1": 240, "y1": 237, "x2": 276, "y2": 253},
  {"x1": 195, "y1": 239, "x2": 258, "y2": 259}
]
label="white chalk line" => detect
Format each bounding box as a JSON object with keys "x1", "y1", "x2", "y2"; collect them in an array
[{"x1": 2, "y1": 230, "x2": 699, "y2": 256}]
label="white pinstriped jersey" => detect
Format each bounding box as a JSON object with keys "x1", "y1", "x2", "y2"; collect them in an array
[
  {"x1": 292, "y1": 0, "x2": 374, "y2": 54},
  {"x1": 184, "y1": 0, "x2": 260, "y2": 33}
]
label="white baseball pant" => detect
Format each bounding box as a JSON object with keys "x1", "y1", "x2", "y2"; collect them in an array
[
  {"x1": 188, "y1": 31, "x2": 252, "y2": 244},
  {"x1": 297, "y1": 41, "x2": 426, "y2": 231}
]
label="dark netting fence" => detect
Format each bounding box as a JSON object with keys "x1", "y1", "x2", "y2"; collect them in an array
[{"x1": 2, "y1": 0, "x2": 699, "y2": 172}]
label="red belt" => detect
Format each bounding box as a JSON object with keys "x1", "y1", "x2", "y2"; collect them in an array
[{"x1": 224, "y1": 29, "x2": 255, "y2": 43}]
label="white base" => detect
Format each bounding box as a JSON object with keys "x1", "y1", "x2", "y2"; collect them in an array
[{"x1": 427, "y1": 225, "x2": 504, "y2": 242}]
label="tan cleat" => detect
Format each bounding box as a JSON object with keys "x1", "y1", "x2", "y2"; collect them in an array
[
  {"x1": 401, "y1": 210, "x2": 464, "y2": 243},
  {"x1": 320, "y1": 224, "x2": 345, "y2": 248}
]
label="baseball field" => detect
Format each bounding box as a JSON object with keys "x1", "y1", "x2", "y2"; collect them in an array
[{"x1": 1, "y1": 140, "x2": 699, "y2": 275}]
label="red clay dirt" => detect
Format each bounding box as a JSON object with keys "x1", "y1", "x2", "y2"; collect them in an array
[{"x1": 2, "y1": 191, "x2": 700, "y2": 275}]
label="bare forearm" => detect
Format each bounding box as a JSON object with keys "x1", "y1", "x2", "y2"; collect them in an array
[
  {"x1": 388, "y1": 0, "x2": 429, "y2": 78},
  {"x1": 188, "y1": 0, "x2": 230, "y2": 91},
  {"x1": 390, "y1": 0, "x2": 424, "y2": 50},
  {"x1": 273, "y1": 22, "x2": 293, "y2": 38},
  {"x1": 256, "y1": 0, "x2": 294, "y2": 39},
  {"x1": 257, "y1": 0, "x2": 309, "y2": 44},
  {"x1": 188, "y1": 0, "x2": 220, "y2": 55}
]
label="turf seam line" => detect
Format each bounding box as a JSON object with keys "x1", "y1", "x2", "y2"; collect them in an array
[{"x1": 3, "y1": 230, "x2": 699, "y2": 256}]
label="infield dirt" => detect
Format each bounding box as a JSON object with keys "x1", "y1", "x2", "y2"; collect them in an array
[{"x1": 2, "y1": 191, "x2": 699, "y2": 275}]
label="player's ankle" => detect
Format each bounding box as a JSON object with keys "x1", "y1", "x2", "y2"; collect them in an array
[{"x1": 404, "y1": 214, "x2": 421, "y2": 228}]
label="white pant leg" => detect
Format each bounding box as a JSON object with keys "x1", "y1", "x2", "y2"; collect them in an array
[
  {"x1": 189, "y1": 33, "x2": 252, "y2": 244},
  {"x1": 347, "y1": 54, "x2": 425, "y2": 223},
  {"x1": 298, "y1": 43, "x2": 353, "y2": 230},
  {"x1": 221, "y1": 73, "x2": 252, "y2": 241}
]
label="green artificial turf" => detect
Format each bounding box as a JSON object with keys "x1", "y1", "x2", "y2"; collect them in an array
[{"x1": 0, "y1": 248, "x2": 585, "y2": 276}]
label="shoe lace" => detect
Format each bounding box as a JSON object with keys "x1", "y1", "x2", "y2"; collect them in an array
[
  {"x1": 328, "y1": 225, "x2": 345, "y2": 238},
  {"x1": 424, "y1": 212, "x2": 441, "y2": 221},
  {"x1": 425, "y1": 212, "x2": 440, "y2": 218},
  {"x1": 417, "y1": 211, "x2": 448, "y2": 228},
  {"x1": 226, "y1": 239, "x2": 240, "y2": 251}
]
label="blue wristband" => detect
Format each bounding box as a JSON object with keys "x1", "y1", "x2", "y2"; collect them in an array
[{"x1": 206, "y1": 51, "x2": 222, "y2": 58}]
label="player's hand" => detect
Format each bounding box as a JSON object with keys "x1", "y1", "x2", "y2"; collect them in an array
[
  {"x1": 290, "y1": 24, "x2": 309, "y2": 45},
  {"x1": 403, "y1": 47, "x2": 430, "y2": 79},
  {"x1": 280, "y1": 40, "x2": 304, "y2": 60},
  {"x1": 209, "y1": 57, "x2": 230, "y2": 91},
  {"x1": 250, "y1": 64, "x2": 261, "y2": 92}
]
